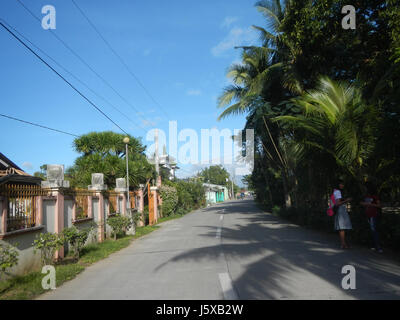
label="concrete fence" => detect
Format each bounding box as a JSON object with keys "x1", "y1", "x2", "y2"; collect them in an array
[{"x1": 0, "y1": 172, "x2": 150, "y2": 277}]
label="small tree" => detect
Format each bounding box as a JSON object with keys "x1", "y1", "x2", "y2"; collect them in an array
[
  {"x1": 159, "y1": 185, "x2": 178, "y2": 216},
  {"x1": 62, "y1": 226, "x2": 92, "y2": 259},
  {"x1": 0, "y1": 242, "x2": 19, "y2": 281},
  {"x1": 33, "y1": 233, "x2": 64, "y2": 265},
  {"x1": 107, "y1": 215, "x2": 133, "y2": 240}
]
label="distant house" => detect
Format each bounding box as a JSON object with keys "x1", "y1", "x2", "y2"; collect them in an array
[
  {"x1": 0, "y1": 152, "x2": 41, "y2": 185},
  {"x1": 203, "y1": 183, "x2": 229, "y2": 204}
]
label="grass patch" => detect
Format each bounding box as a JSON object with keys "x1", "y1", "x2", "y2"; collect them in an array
[
  {"x1": 79, "y1": 236, "x2": 133, "y2": 265},
  {"x1": 134, "y1": 225, "x2": 160, "y2": 239},
  {"x1": 0, "y1": 211, "x2": 194, "y2": 300},
  {"x1": 0, "y1": 263, "x2": 85, "y2": 300},
  {"x1": 157, "y1": 214, "x2": 184, "y2": 224},
  {"x1": 0, "y1": 222, "x2": 165, "y2": 300}
]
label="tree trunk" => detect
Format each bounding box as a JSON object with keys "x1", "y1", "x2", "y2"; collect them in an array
[
  {"x1": 261, "y1": 164, "x2": 273, "y2": 206},
  {"x1": 282, "y1": 175, "x2": 292, "y2": 208}
]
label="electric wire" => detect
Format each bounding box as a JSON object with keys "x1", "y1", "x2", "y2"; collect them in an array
[
  {"x1": 0, "y1": 19, "x2": 148, "y2": 134},
  {"x1": 0, "y1": 20, "x2": 129, "y2": 135},
  {"x1": 70, "y1": 0, "x2": 171, "y2": 119},
  {"x1": 0, "y1": 113, "x2": 79, "y2": 137},
  {"x1": 16, "y1": 0, "x2": 159, "y2": 128}
]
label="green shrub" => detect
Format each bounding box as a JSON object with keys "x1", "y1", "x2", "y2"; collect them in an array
[
  {"x1": 33, "y1": 233, "x2": 64, "y2": 265},
  {"x1": 0, "y1": 242, "x2": 19, "y2": 281},
  {"x1": 107, "y1": 215, "x2": 133, "y2": 240},
  {"x1": 62, "y1": 226, "x2": 92, "y2": 259},
  {"x1": 159, "y1": 185, "x2": 178, "y2": 217}
]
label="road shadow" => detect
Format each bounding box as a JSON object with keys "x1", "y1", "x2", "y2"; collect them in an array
[{"x1": 156, "y1": 200, "x2": 400, "y2": 299}]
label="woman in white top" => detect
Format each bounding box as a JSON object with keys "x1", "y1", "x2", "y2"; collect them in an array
[{"x1": 333, "y1": 181, "x2": 352, "y2": 249}]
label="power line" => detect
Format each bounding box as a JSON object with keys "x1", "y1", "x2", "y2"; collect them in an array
[
  {"x1": 70, "y1": 0, "x2": 171, "y2": 119},
  {"x1": 0, "y1": 113, "x2": 79, "y2": 137},
  {"x1": 0, "y1": 20, "x2": 129, "y2": 135},
  {"x1": 16, "y1": 0, "x2": 158, "y2": 127},
  {"x1": 0, "y1": 19, "x2": 148, "y2": 134}
]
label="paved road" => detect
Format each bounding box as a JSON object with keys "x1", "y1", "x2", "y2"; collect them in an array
[{"x1": 40, "y1": 200, "x2": 400, "y2": 300}]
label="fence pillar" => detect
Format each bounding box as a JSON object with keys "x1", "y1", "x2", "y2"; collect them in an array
[
  {"x1": 54, "y1": 189, "x2": 65, "y2": 260},
  {"x1": 71, "y1": 199, "x2": 76, "y2": 221},
  {"x1": 157, "y1": 176, "x2": 162, "y2": 218},
  {"x1": 1, "y1": 197, "x2": 7, "y2": 234},
  {"x1": 137, "y1": 187, "x2": 144, "y2": 227},
  {"x1": 121, "y1": 193, "x2": 127, "y2": 216},
  {"x1": 149, "y1": 186, "x2": 158, "y2": 225},
  {"x1": 87, "y1": 195, "x2": 93, "y2": 218},
  {"x1": 36, "y1": 196, "x2": 43, "y2": 226},
  {"x1": 97, "y1": 192, "x2": 105, "y2": 242}
]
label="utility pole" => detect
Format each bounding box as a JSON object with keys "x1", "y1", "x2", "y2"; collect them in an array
[
  {"x1": 123, "y1": 137, "x2": 130, "y2": 209},
  {"x1": 123, "y1": 136, "x2": 134, "y2": 234},
  {"x1": 231, "y1": 172, "x2": 234, "y2": 200},
  {"x1": 155, "y1": 129, "x2": 160, "y2": 177}
]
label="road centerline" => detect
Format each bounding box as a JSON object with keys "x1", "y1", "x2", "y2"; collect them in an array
[{"x1": 218, "y1": 272, "x2": 238, "y2": 300}]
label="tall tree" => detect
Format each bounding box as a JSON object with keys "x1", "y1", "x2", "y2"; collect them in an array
[{"x1": 66, "y1": 131, "x2": 155, "y2": 189}]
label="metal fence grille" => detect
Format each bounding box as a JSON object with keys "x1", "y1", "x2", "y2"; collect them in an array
[
  {"x1": 0, "y1": 184, "x2": 48, "y2": 232},
  {"x1": 107, "y1": 192, "x2": 122, "y2": 215},
  {"x1": 75, "y1": 193, "x2": 89, "y2": 220},
  {"x1": 63, "y1": 188, "x2": 95, "y2": 220}
]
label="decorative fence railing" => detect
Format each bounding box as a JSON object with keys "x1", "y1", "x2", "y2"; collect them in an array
[
  {"x1": 106, "y1": 191, "x2": 123, "y2": 215},
  {"x1": 1, "y1": 184, "x2": 146, "y2": 234},
  {"x1": 0, "y1": 184, "x2": 49, "y2": 232},
  {"x1": 63, "y1": 188, "x2": 95, "y2": 220},
  {"x1": 129, "y1": 191, "x2": 139, "y2": 211}
]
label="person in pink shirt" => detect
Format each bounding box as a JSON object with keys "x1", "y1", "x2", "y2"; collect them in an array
[{"x1": 360, "y1": 183, "x2": 383, "y2": 253}]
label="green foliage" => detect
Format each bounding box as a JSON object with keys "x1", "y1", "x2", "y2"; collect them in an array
[
  {"x1": 0, "y1": 235, "x2": 138, "y2": 300},
  {"x1": 198, "y1": 165, "x2": 230, "y2": 186},
  {"x1": 175, "y1": 180, "x2": 206, "y2": 212},
  {"x1": 275, "y1": 76, "x2": 377, "y2": 180},
  {"x1": 62, "y1": 226, "x2": 92, "y2": 259},
  {"x1": 0, "y1": 243, "x2": 19, "y2": 281},
  {"x1": 33, "y1": 233, "x2": 64, "y2": 266},
  {"x1": 159, "y1": 185, "x2": 178, "y2": 217},
  {"x1": 107, "y1": 215, "x2": 133, "y2": 240},
  {"x1": 66, "y1": 131, "x2": 155, "y2": 189},
  {"x1": 33, "y1": 164, "x2": 47, "y2": 180},
  {"x1": 216, "y1": 0, "x2": 400, "y2": 249}
]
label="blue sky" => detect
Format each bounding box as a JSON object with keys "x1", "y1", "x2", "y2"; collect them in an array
[{"x1": 0, "y1": 0, "x2": 266, "y2": 182}]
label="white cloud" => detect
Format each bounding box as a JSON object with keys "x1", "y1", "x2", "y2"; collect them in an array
[
  {"x1": 174, "y1": 82, "x2": 184, "y2": 88},
  {"x1": 187, "y1": 89, "x2": 202, "y2": 96},
  {"x1": 211, "y1": 27, "x2": 257, "y2": 57},
  {"x1": 143, "y1": 49, "x2": 151, "y2": 56},
  {"x1": 221, "y1": 16, "x2": 238, "y2": 28},
  {"x1": 22, "y1": 162, "x2": 33, "y2": 170},
  {"x1": 141, "y1": 120, "x2": 155, "y2": 127}
]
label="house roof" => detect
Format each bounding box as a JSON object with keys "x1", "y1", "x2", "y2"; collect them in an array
[
  {"x1": 0, "y1": 152, "x2": 42, "y2": 185},
  {"x1": 0, "y1": 152, "x2": 23, "y2": 171},
  {"x1": 203, "y1": 183, "x2": 227, "y2": 191},
  {"x1": 0, "y1": 174, "x2": 42, "y2": 185}
]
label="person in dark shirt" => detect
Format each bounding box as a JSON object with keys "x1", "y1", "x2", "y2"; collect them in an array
[{"x1": 360, "y1": 183, "x2": 383, "y2": 253}]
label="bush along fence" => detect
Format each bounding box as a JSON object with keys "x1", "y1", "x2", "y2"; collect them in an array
[{"x1": 0, "y1": 169, "x2": 162, "y2": 278}]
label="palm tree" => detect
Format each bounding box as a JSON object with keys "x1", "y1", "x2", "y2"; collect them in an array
[
  {"x1": 217, "y1": 0, "x2": 301, "y2": 121},
  {"x1": 274, "y1": 77, "x2": 378, "y2": 190},
  {"x1": 217, "y1": 1, "x2": 303, "y2": 207}
]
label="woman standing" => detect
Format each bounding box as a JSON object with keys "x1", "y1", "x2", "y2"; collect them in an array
[{"x1": 333, "y1": 180, "x2": 353, "y2": 249}]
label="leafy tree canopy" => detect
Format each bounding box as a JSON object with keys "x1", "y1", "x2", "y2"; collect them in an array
[{"x1": 66, "y1": 131, "x2": 155, "y2": 189}]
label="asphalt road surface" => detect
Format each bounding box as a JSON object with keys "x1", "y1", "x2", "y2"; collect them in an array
[{"x1": 39, "y1": 199, "x2": 400, "y2": 300}]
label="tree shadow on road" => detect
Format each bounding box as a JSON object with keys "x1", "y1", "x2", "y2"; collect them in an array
[{"x1": 156, "y1": 201, "x2": 400, "y2": 299}]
